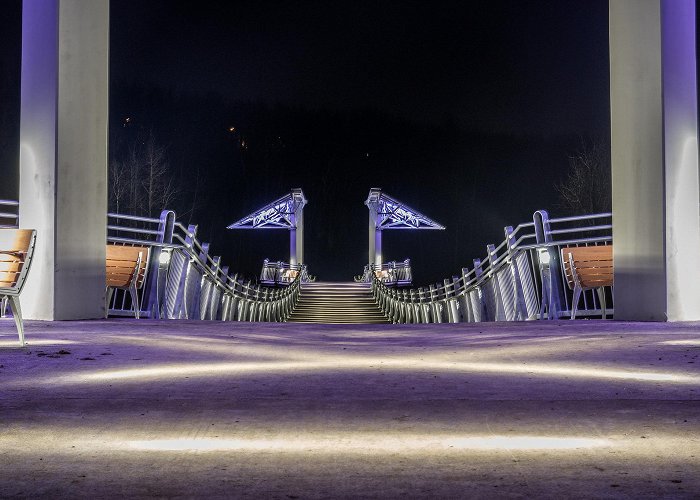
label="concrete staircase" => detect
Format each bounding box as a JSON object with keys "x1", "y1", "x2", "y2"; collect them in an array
[{"x1": 288, "y1": 282, "x2": 390, "y2": 324}]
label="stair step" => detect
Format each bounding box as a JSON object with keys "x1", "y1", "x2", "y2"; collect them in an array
[{"x1": 288, "y1": 281, "x2": 389, "y2": 324}]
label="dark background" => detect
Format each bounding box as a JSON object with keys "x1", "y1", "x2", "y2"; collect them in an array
[{"x1": 0, "y1": 0, "x2": 613, "y2": 284}]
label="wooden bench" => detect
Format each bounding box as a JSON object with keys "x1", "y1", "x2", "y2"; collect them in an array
[
  {"x1": 0, "y1": 229, "x2": 37, "y2": 346},
  {"x1": 106, "y1": 244, "x2": 149, "y2": 318},
  {"x1": 561, "y1": 245, "x2": 613, "y2": 319}
]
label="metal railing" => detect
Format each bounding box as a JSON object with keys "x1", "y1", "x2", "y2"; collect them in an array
[
  {"x1": 1, "y1": 201, "x2": 300, "y2": 321},
  {"x1": 0, "y1": 200, "x2": 19, "y2": 229},
  {"x1": 371, "y1": 210, "x2": 613, "y2": 323},
  {"x1": 260, "y1": 259, "x2": 313, "y2": 285},
  {"x1": 2, "y1": 199, "x2": 612, "y2": 323},
  {"x1": 107, "y1": 210, "x2": 301, "y2": 321},
  {"x1": 357, "y1": 259, "x2": 413, "y2": 286}
]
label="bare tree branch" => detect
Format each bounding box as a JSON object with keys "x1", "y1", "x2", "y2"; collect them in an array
[{"x1": 555, "y1": 138, "x2": 611, "y2": 215}]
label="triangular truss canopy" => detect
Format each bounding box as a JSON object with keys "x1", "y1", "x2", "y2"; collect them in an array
[
  {"x1": 228, "y1": 189, "x2": 307, "y2": 230},
  {"x1": 365, "y1": 188, "x2": 445, "y2": 230}
]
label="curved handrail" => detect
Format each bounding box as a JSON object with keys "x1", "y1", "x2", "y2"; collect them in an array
[{"x1": 370, "y1": 210, "x2": 613, "y2": 323}]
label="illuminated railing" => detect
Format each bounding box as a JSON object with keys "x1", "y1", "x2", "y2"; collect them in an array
[
  {"x1": 371, "y1": 210, "x2": 612, "y2": 323},
  {"x1": 107, "y1": 210, "x2": 301, "y2": 321},
  {"x1": 2, "y1": 199, "x2": 299, "y2": 321},
  {"x1": 357, "y1": 259, "x2": 413, "y2": 286},
  {"x1": 259, "y1": 259, "x2": 313, "y2": 286}
]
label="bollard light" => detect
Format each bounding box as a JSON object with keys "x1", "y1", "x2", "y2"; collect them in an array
[{"x1": 159, "y1": 250, "x2": 172, "y2": 265}]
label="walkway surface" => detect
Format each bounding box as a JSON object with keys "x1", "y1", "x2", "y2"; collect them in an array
[{"x1": 1, "y1": 318, "x2": 699, "y2": 498}]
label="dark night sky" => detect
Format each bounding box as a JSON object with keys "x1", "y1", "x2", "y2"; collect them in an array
[
  {"x1": 110, "y1": 0, "x2": 609, "y2": 135},
  {"x1": 0, "y1": 0, "x2": 611, "y2": 283}
]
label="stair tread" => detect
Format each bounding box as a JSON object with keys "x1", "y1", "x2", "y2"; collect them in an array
[{"x1": 288, "y1": 281, "x2": 389, "y2": 324}]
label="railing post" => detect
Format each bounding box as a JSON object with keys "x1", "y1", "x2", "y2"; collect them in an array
[
  {"x1": 229, "y1": 273, "x2": 240, "y2": 321},
  {"x1": 172, "y1": 224, "x2": 197, "y2": 319},
  {"x1": 533, "y1": 210, "x2": 564, "y2": 319},
  {"x1": 459, "y1": 268, "x2": 472, "y2": 322},
  {"x1": 444, "y1": 278, "x2": 458, "y2": 323},
  {"x1": 472, "y1": 259, "x2": 485, "y2": 321},
  {"x1": 145, "y1": 209, "x2": 175, "y2": 319},
  {"x1": 486, "y1": 244, "x2": 505, "y2": 321},
  {"x1": 203, "y1": 255, "x2": 221, "y2": 320},
  {"x1": 451, "y1": 276, "x2": 463, "y2": 322},
  {"x1": 217, "y1": 265, "x2": 229, "y2": 320},
  {"x1": 190, "y1": 242, "x2": 209, "y2": 320},
  {"x1": 505, "y1": 226, "x2": 528, "y2": 321}
]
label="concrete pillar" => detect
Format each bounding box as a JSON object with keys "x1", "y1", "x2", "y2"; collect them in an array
[
  {"x1": 19, "y1": 0, "x2": 109, "y2": 320},
  {"x1": 610, "y1": 0, "x2": 700, "y2": 321}
]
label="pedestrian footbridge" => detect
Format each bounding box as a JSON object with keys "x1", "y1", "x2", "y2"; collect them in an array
[{"x1": 1, "y1": 188, "x2": 615, "y2": 335}]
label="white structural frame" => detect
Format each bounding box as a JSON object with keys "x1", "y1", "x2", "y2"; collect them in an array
[
  {"x1": 365, "y1": 188, "x2": 444, "y2": 268},
  {"x1": 227, "y1": 188, "x2": 307, "y2": 265}
]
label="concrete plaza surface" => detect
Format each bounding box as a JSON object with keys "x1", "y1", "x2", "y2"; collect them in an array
[{"x1": 0, "y1": 319, "x2": 699, "y2": 499}]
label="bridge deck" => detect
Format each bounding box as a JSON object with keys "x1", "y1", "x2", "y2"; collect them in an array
[{"x1": 1, "y1": 319, "x2": 699, "y2": 498}]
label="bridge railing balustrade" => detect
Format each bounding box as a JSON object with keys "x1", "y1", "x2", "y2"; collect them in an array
[
  {"x1": 0, "y1": 200, "x2": 19, "y2": 229},
  {"x1": 260, "y1": 259, "x2": 312, "y2": 286},
  {"x1": 359, "y1": 259, "x2": 413, "y2": 286},
  {"x1": 2, "y1": 201, "x2": 300, "y2": 322},
  {"x1": 371, "y1": 210, "x2": 613, "y2": 323},
  {"x1": 107, "y1": 210, "x2": 301, "y2": 321}
]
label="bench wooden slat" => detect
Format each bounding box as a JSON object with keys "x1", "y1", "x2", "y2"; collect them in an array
[
  {"x1": 105, "y1": 243, "x2": 150, "y2": 320},
  {"x1": 0, "y1": 229, "x2": 37, "y2": 346},
  {"x1": 0, "y1": 230, "x2": 33, "y2": 289},
  {"x1": 0, "y1": 262, "x2": 22, "y2": 272},
  {"x1": 106, "y1": 244, "x2": 149, "y2": 290},
  {"x1": 561, "y1": 244, "x2": 613, "y2": 320},
  {"x1": 0, "y1": 230, "x2": 32, "y2": 254},
  {"x1": 561, "y1": 246, "x2": 613, "y2": 290},
  {"x1": 106, "y1": 244, "x2": 149, "y2": 288}
]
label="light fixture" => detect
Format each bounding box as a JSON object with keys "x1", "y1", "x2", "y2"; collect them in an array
[{"x1": 158, "y1": 250, "x2": 171, "y2": 265}]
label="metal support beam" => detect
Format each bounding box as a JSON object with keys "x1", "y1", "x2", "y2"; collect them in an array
[
  {"x1": 365, "y1": 188, "x2": 444, "y2": 269},
  {"x1": 229, "y1": 188, "x2": 307, "y2": 266}
]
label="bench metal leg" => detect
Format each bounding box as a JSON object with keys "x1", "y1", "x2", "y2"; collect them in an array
[
  {"x1": 8, "y1": 296, "x2": 24, "y2": 347},
  {"x1": 105, "y1": 287, "x2": 115, "y2": 318},
  {"x1": 1, "y1": 297, "x2": 6, "y2": 318},
  {"x1": 571, "y1": 286, "x2": 582, "y2": 320},
  {"x1": 129, "y1": 284, "x2": 140, "y2": 319},
  {"x1": 596, "y1": 287, "x2": 607, "y2": 319}
]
